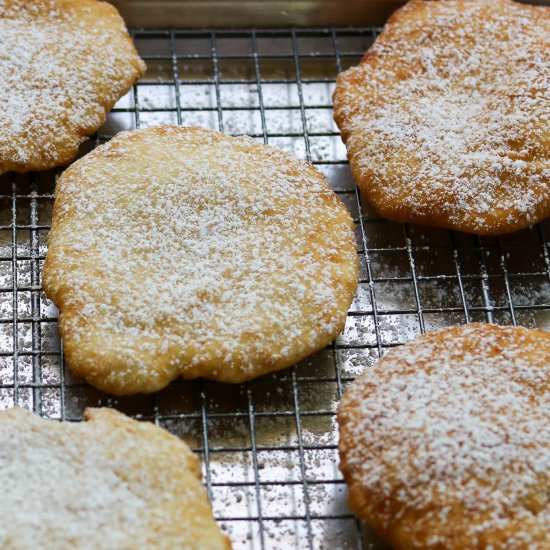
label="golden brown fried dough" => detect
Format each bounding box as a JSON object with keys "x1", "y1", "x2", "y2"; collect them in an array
[
  {"x1": 333, "y1": 0, "x2": 550, "y2": 235},
  {"x1": 0, "y1": 407, "x2": 231, "y2": 549},
  {"x1": 0, "y1": 0, "x2": 145, "y2": 175},
  {"x1": 338, "y1": 323, "x2": 550, "y2": 549},
  {"x1": 42, "y1": 126, "x2": 358, "y2": 394}
]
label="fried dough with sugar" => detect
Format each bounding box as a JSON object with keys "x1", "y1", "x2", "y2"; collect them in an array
[
  {"x1": 0, "y1": 0, "x2": 145, "y2": 175},
  {"x1": 333, "y1": 0, "x2": 550, "y2": 234},
  {"x1": 43, "y1": 126, "x2": 358, "y2": 394},
  {"x1": 338, "y1": 323, "x2": 550, "y2": 549},
  {"x1": 0, "y1": 407, "x2": 231, "y2": 550}
]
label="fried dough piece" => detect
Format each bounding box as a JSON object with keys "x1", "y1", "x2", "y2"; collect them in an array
[
  {"x1": 0, "y1": 407, "x2": 231, "y2": 550},
  {"x1": 338, "y1": 323, "x2": 550, "y2": 549},
  {"x1": 42, "y1": 126, "x2": 358, "y2": 394},
  {"x1": 0, "y1": 0, "x2": 145, "y2": 175},
  {"x1": 333, "y1": 0, "x2": 550, "y2": 235}
]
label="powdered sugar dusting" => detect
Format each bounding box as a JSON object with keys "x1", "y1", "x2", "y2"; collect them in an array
[
  {"x1": 333, "y1": 0, "x2": 550, "y2": 234},
  {"x1": 339, "y1": 323, "x2": 550, "y2": 547},
  {"x1": 0, "y1": 0, "x2": 145, "y2": 174},
  {"x1": 0, "y1": 407, "x2": 228, "y2": 549},
  {"x1": 43, "y1": 126, "x2": 358, "y2": 392}
]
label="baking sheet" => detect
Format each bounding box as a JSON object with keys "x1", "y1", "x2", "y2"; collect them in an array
[
  {"x1": 1, "y1": 25, "x2": 549, "y2": 550},
  {"x1": 109, "y1": 0, "x2": 550, "y2": 28}
]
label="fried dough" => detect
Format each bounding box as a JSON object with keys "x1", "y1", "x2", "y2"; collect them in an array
[
  {"x1": 333, "y1": 0, "x2": 550, "y2": 235},
  {"x1": 0, "y1": 0, "x2": 145, "y2": 175},
  {"x1": 338, "y1": 323, "x2": 550, "y2": 549},
  {"x1": 42, "y1": 126, "x2": 358, "y2": 394},
  {"x1": 0, "y1": 407, "x2": 231, "y2": 550}
]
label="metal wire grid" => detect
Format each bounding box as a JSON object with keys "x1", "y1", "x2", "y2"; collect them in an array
[{"x1": 1, "y1": 26, "x2": 550, "y2": 550}]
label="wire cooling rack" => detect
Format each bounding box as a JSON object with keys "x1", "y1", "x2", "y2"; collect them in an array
[{"x1": 1, "y1": 27, "x2": 550, "y2": 550}]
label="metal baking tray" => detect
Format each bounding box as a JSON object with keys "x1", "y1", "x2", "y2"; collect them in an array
[
  {"x1": 110, "y1": 0, "x2": 550, "y2": 27},
  {"x1": 111, "y1": 0, "x2": 406, "y2": 27},
  {"x1": 1, "y1": 4, "x2": 549, "y2": 550}
]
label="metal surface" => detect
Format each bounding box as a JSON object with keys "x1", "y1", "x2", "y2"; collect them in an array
[
  {"x1": 109, "y1": 0, "x2": 550, "y2": 28},
  {"x1": 1, "y1": 27, "x2": 550, "y2": 550},
  {"x1": 110, "y1": 0, "x2": 406, "y2": 28}
]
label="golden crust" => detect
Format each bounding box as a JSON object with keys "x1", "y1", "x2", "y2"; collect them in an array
[
  {"x1": 333, "y1": 0, "x2": 550, "y2": 235},
  {"x1": 0, "y1": 0, "x2": 145, "y2": 175},
  {"x1": 0, "y1": 406, "x2": 231, "y2": 549},
  {"x1": 42, "y1": 126, "x2": 358, "y2": 394},
  {"x1": 338, "y1": 323, "x2": 550, "y2": 549}
]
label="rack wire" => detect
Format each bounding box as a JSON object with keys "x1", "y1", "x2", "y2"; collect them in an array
[{"x1": 1, "y1": 27, "x2": 549, "y2": 550}]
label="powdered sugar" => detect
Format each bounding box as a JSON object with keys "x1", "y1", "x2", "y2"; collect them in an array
[
  {"x1": 333, "y1": 0, "x2": 550, "y2": 234},
  {"x1": 0, "y1": 0, "x2": 145, "y2": 174},
  {"x1": 339, "y1": 323, "x2": 550, "y2": 547},
  {"x1": 0, "y1": 407, "x2": 227, "y2": 550}
]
